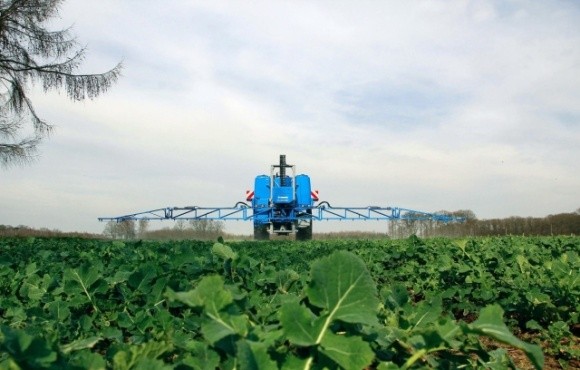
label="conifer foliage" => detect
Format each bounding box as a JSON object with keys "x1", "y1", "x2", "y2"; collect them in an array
[{"x1": 0, "y1": 0, "x2": 122, "y2": 167}]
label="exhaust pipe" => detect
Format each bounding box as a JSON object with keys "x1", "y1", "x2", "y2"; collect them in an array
[{"x1": 279, "y1": 154, "x2": 287, "y2": 186}]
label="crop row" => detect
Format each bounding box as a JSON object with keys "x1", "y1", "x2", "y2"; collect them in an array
[{"x1": 0, "y1": 236, "x2": 578, "y2": 369}]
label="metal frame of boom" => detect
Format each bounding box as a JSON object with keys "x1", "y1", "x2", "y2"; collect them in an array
[{"x1": 98, "y1": 202, "x2": 461, "y2": 223}]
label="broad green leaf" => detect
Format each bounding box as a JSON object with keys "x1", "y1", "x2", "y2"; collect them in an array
[
  {"x1": 131, "y1": 310, "x2": 156, "y2": 334},
  {"x1": 64, "y1": 265, "x2": 103, "y2": 312},
  {"x1": 148, "y1": 277, "x2": 170, "y2": 306},
  {"x1": 306, "y1": 250, "x2": 379, "y2": 326},
  {"x1": 408, "y1": 334, "x2": 427, "y2": 349},
  {"x1": 24, "y1": 262, "x2": 38, "y2": 276},
  {"x1": 548, "y1": 321, "x2": 570, "y2": 341},
  {"x1": 525, "y1": 289, "x2": 553, "y2": 305},
  {"x1": 171, "y1": 252, "x2": 200, "y2": 267},
  {"x1": 0, "y1": 325, "x2": 33, "y2": 354},
  {"x1": 280, "y1": 299, "x2": 319, "y2": 346},
  {"x1": 281, "y1": 354, "x2": 309, "y2": 370},
  {"x1": 167, "y1": 275, "x2": 248, "y2": 343},
  {"x1": 111, "y1": 341, "x2": 172, "y2": 370},
  {"x1": 68, "y1": 350, "x2": 106, "y2": 370},
  {"x1": 128, "y1": 266, "x2": 157, "y2": 293},
  {"x1": 153, "y1": 308, "x2": 174, "y2": 331},
  {"x1": 166, "y1": 275, "x2": 232, "y2": 310},
  {"x1": 236, "y1": 339, "x2": 277, "y2": 370},
  {"x1": 320, "y1": 331, "x2": 375, "y2": 370},
  {"x1": 132, "y1": 358, "x2": 172, "y2": 370},
  {"x1": 466, "y1": 305, "x2": 544, "y2": 370},
  {"x1": 377, "y1": 362, "x2": 401, "y2": 370},
  {"x1": 525, "y1": 319, "x2": 543, "y2": 331},
  {"x1": 45, "y1": 299, "x2": 71, "y2": 321},
  {"x1": 19, "y1": 273, "x2": 52, "y2": 301},
  {"x1": 165, "y1": 286, "x2": 203, "y2": 308},
  {"x1": 481, "y1": 348, "x2": 514, "y2": 370},
  {"x1": 276, "y1": 269, "x2": 300, "y2": 293},
  {"x1": 195, "y1": 276, "x2": 238, "y2": 319},
  {"x1": 105, "y1": 270, "x2": 132, "y2": 285},
  {"x1": 4, "y1": 307, "x2": 27, "y2": 323},
  {"x1": 0, "y1": 326, "x2": 57, "y2": 368},
  {"x1": 435, "y1": 318, "x2": 462, "y2": 349},
  {"x1": 78, "y1": 315, "x2": 94, "y2": 331},
  {"x1": 551, "y1": 255, "x2": 580, "y2": 285},
  {"x1": 453, "y1": 239, "x2": 469, "y2": 257},
  {"x1": 180, "y1": 341, "x2": 220, "y2": 370},
  {"x1": 382, "y1": 283, "x2": 409, "y2": 310},
  {"x1": 64, "y1": 265, "x2": 101, "y2": 290},
  {"x1": 60, "y1": 336, "x2": 102, "y2": 354},
  {"x1": 285, "y1": 251, "x2": 380, "y2": 370},
  {"x1": 22, "y1": 283, "x2": 42, "y2": 301},
  {"x1": 212, "y1": 242, "x2": 238, "y2": 261},
  {"x1": 369, "y1": 326, "x2": 402, "y2": 348},
  {"x1": 516, "y1": 255, "x2": 529, "y2": 273},
  {"x1": 201, "y1": 312, "x2": 248, "y2": 344},
  {"x1": 410, "y1": 296, "x2": 442, "y2": 329},
  {"x1": 101, "y1": 327, "x2": 123, "y2": 342},
  {"x1": 112, "y1": 241, "x2": 125, "y2": 248}
]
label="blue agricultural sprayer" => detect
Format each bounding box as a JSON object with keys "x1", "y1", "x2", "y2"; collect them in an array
[{"x1": 99, "y1": 155, "x2": 462, "y2": 240}]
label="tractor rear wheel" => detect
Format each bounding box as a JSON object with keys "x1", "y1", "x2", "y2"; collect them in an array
[
  {"x1": 253, "y1": 225, "x2": 270, "y2": 240},
  {"x1": 296, "y1": 223, "x2": 312, "y2": 241}
]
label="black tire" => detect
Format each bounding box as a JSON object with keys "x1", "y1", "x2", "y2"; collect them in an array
[
  {"x1": 296, "y1": 223, "x2": 312, "y2": 241},
  {"x1": 254, "y1": 225, "x2": 270, "y2": 240}
]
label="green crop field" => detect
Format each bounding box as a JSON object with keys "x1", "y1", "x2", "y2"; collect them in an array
[{"x1": 0, "y1": 236, "x2": 578, "y2": 369}]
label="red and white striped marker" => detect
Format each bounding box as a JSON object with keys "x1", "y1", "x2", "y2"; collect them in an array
[
  {"x1": 246, "y1": 190, "x2": 254, "y2": 201},
  {"x1": 311, "y1": 190, "x2": 319, "y2": 201}
]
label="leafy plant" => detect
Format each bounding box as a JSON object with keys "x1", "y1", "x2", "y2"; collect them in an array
[
  {"x1": 280, "y1": 250, "x2": 379, "y2": 369},
  {"x1": 0, "y1": 236, "x2": 577, "y2": 368}
]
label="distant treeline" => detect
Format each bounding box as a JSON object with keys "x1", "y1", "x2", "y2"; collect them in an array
[
  {"x1": 0, "y1": 225, "x2": 103, "y2": 239},
  {"x1": 101, "y1": 219, "x2": 229, "y2": 241},
  {"x1": 1, "y1": 209, "x2": 578, "y2": 240},
  {"x1": 0, "y1": 222, "x2": 233, "y2": 241},
  {"x1": 388, "y1": 210, "x2": 580, "y2": 239}
]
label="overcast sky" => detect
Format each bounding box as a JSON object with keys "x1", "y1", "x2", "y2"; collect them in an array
[{"x1": 2, "y1": 0, "x2": 579, "y2": 235}]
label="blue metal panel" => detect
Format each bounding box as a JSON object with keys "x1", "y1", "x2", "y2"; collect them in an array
[
  {"x1": 253, "y1": 175, "x2": 270, "y2": 206},
  {"x1": 272, "y1": 176, "x2": 293, "y2": 204},
  {"x1": 295, "y1": 174, "x2": 312, "y2": 207},
  {"x1": 253, "y1": 175, "x2": 270, "y2": 224}
]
